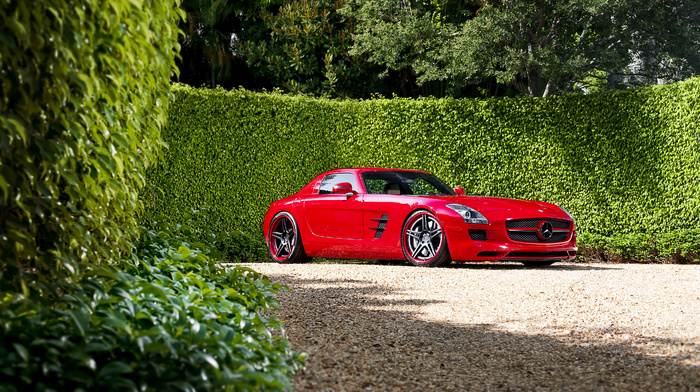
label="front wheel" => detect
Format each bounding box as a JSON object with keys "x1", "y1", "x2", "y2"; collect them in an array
[
  {"x1": 268, "y1": 212, "x2": 310, "y2": 264},
  {"x1": 401, "y1": 210, "x2": 452, "y2": 267}
]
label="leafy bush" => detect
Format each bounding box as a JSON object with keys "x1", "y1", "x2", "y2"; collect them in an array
[
  {"x1": 0, "y1": 216, "x2": 304, "y2": 391},
  {"x1": 1, "y1": 2, "x2": 302, "y2": 390},
  {"x1": 217, "y1": 230, "x2": 269, "y2": 263},
  {"x1": 139, "y1": 208, "x2": 269, "y2": 263},
  {"x1": 578, "y1": 229, "x2": 700, "y2": 264},
  {"x1": 240, "y1": 0, "x2": 385, "y2": 98},
  {"x1": 0, "y1": 0, "x2": 183, "y2": 296},
  {"x1": 149, "y1": 79, "x2": 700, "y2": 263}
]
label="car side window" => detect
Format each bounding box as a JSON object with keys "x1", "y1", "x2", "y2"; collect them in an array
[
  {"x1": 364, "y1": 178, "x2": 387, "y2": 194},
  {"x1": 318, "y1": 173, "x2": 360, "y2": 195},
  {"x1": 406, "y1": 178, "x2": 440, "y2": 195}
]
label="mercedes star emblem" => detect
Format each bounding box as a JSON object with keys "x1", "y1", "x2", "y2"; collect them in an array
[{"x1": 537, "y1": 221, "x2": 554, "y2": 240}]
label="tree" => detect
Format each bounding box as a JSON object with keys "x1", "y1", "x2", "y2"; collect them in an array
[
  {"x1": 177, "y1": 0, "x2": 279, "y2": 89},
  {"x1": 344, "y1": 0, "x2": 700, "y2": 97},
  {"x1": 239, "y1": 0, "x2": 388, "y2": 97}
]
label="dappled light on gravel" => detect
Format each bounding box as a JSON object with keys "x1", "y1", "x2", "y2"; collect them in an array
[{"x1": 237, "y1": 263, "x2": 700, "y2": 391}]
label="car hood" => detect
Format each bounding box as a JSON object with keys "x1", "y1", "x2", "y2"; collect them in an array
[{"x1": 426, "y1": 195, "x2": 569, "y2": 220}]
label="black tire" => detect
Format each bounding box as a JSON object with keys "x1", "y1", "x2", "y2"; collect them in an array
[
  {"x1": 268, "y1": 212, "x2": 310, "y2": 264},
  {"x1": 520, "y1": 260, "x2": 557, "y2": 267},
  {"x1": 401, "y1": 210, "x2": 452, "y2": 267}
]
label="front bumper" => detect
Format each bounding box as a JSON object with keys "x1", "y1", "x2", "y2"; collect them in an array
[{"x1": 444, "y1": 221, "x2": 578, "y2": 262}]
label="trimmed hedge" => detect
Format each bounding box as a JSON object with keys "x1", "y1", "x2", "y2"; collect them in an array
[
  {"x1": 0, "y1": 0, "x2": 182, "y2": 295},
  {"x1": 148, "y1": 79, "x2": 700, "y2": 262}
]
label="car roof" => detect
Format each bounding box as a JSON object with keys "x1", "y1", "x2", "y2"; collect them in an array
[
  {"x1": 322, "y1": 168, "x2": 430, "y2": 175},
  {"x1": 295, "y1": 168, "x2": 436, "y2": 196}
]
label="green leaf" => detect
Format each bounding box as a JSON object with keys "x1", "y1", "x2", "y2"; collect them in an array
[
  {"x1": 12, "y1": 343, "x2": 29, "y2": 362},
  {"x1": 68, "y1": 310, "x2": 90, "y2": 337},
  {"x1": 199, "y1": 354, "x2": 219, "y2": 370},
  {"x1": 97, "y1": 361, "x2": 133, "y2": 378},
  {"x1": 0, "y1": 174, "x2": 8, "y2": 202}
]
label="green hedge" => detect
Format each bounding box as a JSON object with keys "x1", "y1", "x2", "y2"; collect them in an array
[
  {"x1": 0, "y1": 0, "x2": 183, "y2": 294},
  {"x1": 0, "y1": 215, "x2": 304, "y2": 391},
  {"x1": 1, "y1": 2, "x2": 305, "y2": 389},
  {"x1": 148, "y1": 79, "x2": 700, "y2": 262}
]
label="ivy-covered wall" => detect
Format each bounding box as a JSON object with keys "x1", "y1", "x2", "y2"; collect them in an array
[{"x1": 148, "y1": 79, "x2": 700, "y2": 262}]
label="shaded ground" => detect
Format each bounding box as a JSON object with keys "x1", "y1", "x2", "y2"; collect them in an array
[{"x1": 240, "y1": 262, "x2": 700, "y2": 391}]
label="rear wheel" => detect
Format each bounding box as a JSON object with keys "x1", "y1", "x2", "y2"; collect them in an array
[
  {"x1": 268, "y1": 212, "x2": 310, "y2": 264},
  {"x1": 401, "y1": 210, "x2": 452, "y2": 267},
  {"x1": 520, "y1": 260, "x2": 556, "y2": 267}
]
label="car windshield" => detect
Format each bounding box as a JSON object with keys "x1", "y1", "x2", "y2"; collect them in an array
[{"x1": 361, "y1": 171, "x2": 457, "y2": 196}]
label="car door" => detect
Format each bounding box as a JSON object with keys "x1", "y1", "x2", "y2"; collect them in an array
[{"x1": 303, "y1": 172, "x2": 364, "y2": 239}]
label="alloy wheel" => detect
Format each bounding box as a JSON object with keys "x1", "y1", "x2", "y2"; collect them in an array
[
  {"x1": 404, "y1": 213, "x2": 444, "y2": 263},
  {"x1": 270, "y1": 215, "x2": 296, "y2": 261}
]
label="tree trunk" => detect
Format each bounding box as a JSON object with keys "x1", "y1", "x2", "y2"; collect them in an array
[
  {"x1": 542, "y1": 78, "x2": 554, "y2": 97},
  {"x1": 527, "y1": 71, "x2": 541, "y2": 97}
]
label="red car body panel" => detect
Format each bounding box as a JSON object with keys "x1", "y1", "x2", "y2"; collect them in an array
[{"x1": 263, "y1": 168, "x2": 578, "y2": 262}]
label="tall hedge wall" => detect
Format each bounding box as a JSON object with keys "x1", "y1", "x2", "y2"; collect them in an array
[
  {"x1": 148, "y1": 79, "x2": 700, "y2": 262},
  {"x1": 1, "y1": 0, "x2": 183, "y2": 293}
]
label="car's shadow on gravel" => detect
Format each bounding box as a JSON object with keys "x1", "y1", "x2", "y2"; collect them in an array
[
  {"x1": 270, "y1": 274, "x2": 698, "y2": 391},
  {"x1": 304, "y1": 259, "x2": 624, "y2": 271},
  {"x1": 446, "y1": 262, "x2": 623, "y2": 271}
]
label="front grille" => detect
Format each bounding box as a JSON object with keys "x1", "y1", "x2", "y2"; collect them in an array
[
  {"x1": 506, "y1": 219, "x2": 570, "y2": 229},
  {"x1": 505, "y1": 218, "x2": 572, "y2": 243},
  {"x1": 506, "y1": 219, "x2": 541, "y2": 229},
  {"x1": 505, "y1": 251, "x2": 569, "y2": 259},
  {"x1": 508, "y1": 232, "x2": 537, "y2": 242},
  {"x1": 507, "y1": 232, "x2": 569, "y2": 243},
  {"x1": 469, "y1": 229, "x2": 488, "y2": 241}
]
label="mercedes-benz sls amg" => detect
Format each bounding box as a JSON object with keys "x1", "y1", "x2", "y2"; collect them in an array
[{"x1": 263, "y1": 168, "x2": 577, "y2": 267}]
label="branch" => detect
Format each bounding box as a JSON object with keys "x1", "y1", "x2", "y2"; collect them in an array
[
  {"x1": 550, "y1": 16, "x2": 560, "y2": 30},
  {"x1": 510, "y1": 78, "x2": 527, "y2": 96},
  {"x1": 525, "y1": 27, "x2": 538, "y2": 41},
  {"x1": 605, "y1": 39, "x2": 622, "y2": 51},
  {"x1": 557, "y1": 20, "x2": 592, "y2": 63},
  {"x1": 603, "y1": 30, "x2": 625, "y2": 46},
  {"x1": 575, "y1": 18, "x2": 592, "y2": 47},
  {"x1": 582, "y1": 73, "x2": 608, "y2": 80},
  {"x1": 608, "y1": 71, "x2": 683, "y2": 81}
]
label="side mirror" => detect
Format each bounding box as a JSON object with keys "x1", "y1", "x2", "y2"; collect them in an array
[
  {"x1": 454, "y1": 186, "x2": 464, "y2": 196},
  {"x1": 332, "y1": 182, "x2": 354, "y2": 194}
]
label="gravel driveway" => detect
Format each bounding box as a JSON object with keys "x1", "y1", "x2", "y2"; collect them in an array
[{"x1": 239, "y1": 262, "x2": 700, "y2": 391}]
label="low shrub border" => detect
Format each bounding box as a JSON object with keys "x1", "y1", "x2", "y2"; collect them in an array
[
  {"x1": 147, "y1": 79, "x2": 700, "y2": 263},
  {"x1": 0, "y1": 215, "x2": 305, "y2": 391}
]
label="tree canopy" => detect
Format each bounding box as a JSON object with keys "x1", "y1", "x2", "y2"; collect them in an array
[
  {"x1": 344, "y1": 0, "x2": 700, "y2": 97},
  {"x1": 176, "y1": 0, "x2": 700, "y2": 97},
  {"x1": 177, "y1": 0, "x2": 280, "y2": 89},
  {"x1": 240, "y1": 0, "x2": 388, "y2": 97}
]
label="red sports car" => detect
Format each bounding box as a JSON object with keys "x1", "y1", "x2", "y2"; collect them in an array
[{"x1": 263, "y1": 168, "x2": 577, "y2": 267}]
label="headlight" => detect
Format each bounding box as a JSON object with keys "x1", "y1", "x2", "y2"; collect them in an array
[
  {"x1": 446, "y1": 204, "x2": 489, "y2": 225},
  {"x1": 560, "y1": 206, "x2": 575, "y2": 223}
]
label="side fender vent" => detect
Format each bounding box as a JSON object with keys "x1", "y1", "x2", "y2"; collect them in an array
[{"x1": 369, "y1": 214, "x2": 390, "y2": 239}]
